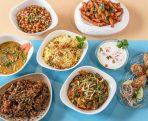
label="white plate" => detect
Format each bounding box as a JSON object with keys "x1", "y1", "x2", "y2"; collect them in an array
[
  {"x1": 37, "y1": 30, "x2": 88, "y2": 71},
  {"x1": 74, "y1": 0, "x2": 129, "y2": 36},
  {"x1": 9, "y1": 0, "x2": 58, "y2": 36},
  {"x1": 0, "y1": 73, "x2": 52, "y2": 121},
  {"x1": 0, "y1": 35, "x2": 34, "y2": 76},
  {"x1": 60, "y1": 66, "x2": 117, "y2": 115}
]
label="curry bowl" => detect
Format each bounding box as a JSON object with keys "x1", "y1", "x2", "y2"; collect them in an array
[
  {"x1": 0, "y1": 73, "x2": 52, "y2": 121},
  {"x1": 60, "y1": 66, "x2": 117, "y2": 114},
  {"x1": 0, "y1": 35, "x2": 33, "y2": 76}
]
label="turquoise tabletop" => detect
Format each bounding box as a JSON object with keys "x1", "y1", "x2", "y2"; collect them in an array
[{"x1": 0, "y1": 40, "x2": 148, "y2": 121}]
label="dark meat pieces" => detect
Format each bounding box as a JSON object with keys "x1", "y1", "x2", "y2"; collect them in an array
[
  {"x1": 130, "y1": 64, "x2": 146, "y2": 76},
  {"x1": 0, "y1": 79, "x2": 50, "y2": 119}
]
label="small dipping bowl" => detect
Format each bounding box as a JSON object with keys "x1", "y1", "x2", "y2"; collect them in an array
[{"x1": 95, "y1": 39, "x2": 129, "y2": 70}]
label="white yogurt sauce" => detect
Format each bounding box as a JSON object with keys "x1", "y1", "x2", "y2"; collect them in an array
[{"x1": 97, "y1": 41, "x2": 128, "y2": 69}]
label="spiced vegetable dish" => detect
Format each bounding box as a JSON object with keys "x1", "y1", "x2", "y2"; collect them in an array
[
  {"x1": 80, "y1": 0, "x2": 123, "y2": 27},
  {"x1": 0, "y1": 79, "x2": 50, "y2": 119},
  {"x1": 16, "y1": 5, "x2": 52, "y2": 33},
  {"x1": 68, "y1": 70, "x2": 109, "y2": 110}
]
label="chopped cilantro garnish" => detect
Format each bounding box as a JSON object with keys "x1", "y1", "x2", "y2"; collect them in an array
[{"x1": 117, "y1": 39, "x2": 128, "y2": 49}]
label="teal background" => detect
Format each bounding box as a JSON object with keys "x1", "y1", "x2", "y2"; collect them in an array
[{"x1": 0, "y1": 40, "x2": 148, "y2": 121}]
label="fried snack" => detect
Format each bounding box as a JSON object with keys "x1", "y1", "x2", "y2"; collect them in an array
[
  {"x1": 131, "y1": 75, "x2": 147, "y2": 89},
  {"x1": 130, "y1": 64, "x2": 146, "y2": 76},
  {"x1": 80, "y1": 0, "x2": 123, "y2": 27},
  {"x1": 144, "y1": 53, "x2": 148, "y2": 68}
]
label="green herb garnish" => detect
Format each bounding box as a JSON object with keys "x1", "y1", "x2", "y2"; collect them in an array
[
  {"x1": 22, "y1": 51, "x2": 27, "y2": 63},
  {"x1": 92, "y1": 7, "x2": 98, "y2": 13},
  {"x1": 107, "y1": 6, "x2": 113, "y2": 13},
  {"x1": 117, "y1": 39, "x2": 128, "y2": 49},
  {"x1": 3, "y1": 61, "x2": 12, "y2": 67},
  {"x1": 100, "y1": 3, "x2": 105, "y2": 12},
  {"x1": 76, "y1": 36, "x2": 86, "y2": 49}
]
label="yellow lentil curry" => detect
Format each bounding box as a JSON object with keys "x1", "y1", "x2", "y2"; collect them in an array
[{"x1": 0, "y1": 41, "x2": 27, "y2": 75}]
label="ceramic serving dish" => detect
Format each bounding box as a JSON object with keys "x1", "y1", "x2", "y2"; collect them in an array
[
  {"x1": 37, "y1": 30, "x2": 88, "y2": 71},
  {"x1": 95, "y1": 39, "x2": 129, "y2": 70},
  {"x1": 0, "y1": 35, "x2": 34, "y2": 77},
  {"x1": 74, "y1": 0, "x2": 129, "y2": 36},
  {"x1": 9, "y1": 0, "x2": 58, "y2": 36},
  {"x1": 60, "y1": 66, "x2": 117, "y2": 114},
  {"x1": 0, "y1": 73, "x2": 52, "y2": 121}
]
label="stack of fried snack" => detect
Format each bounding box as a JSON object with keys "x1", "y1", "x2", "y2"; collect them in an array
[{"x1": 131, "y1": 53, "x2": 148, "y2": 82}]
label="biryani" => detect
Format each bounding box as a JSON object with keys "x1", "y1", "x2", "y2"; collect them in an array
[
  {"x1": 43, "y1": 35, "x2": 86, "y2": 69},
  {"x1": 67, "y1": 70, "x2": 109, "y2": 110}
]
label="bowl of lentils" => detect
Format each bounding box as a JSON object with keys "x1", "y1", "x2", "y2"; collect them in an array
[{"x1": 9, "y1": 0, "x2": 58, "y2": 36}]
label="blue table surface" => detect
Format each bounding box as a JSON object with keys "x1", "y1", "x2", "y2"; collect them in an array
[{"x1": 0, "y1": 40, "x2": 148, "y2": 121}]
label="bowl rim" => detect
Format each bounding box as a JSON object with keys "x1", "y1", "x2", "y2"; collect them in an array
[
  {"x1": 74, "y1": 0, "x2": 130, "y2": 36},
  {"x1": 9, "y1": 0, "x2": 58, "y2": 36},
  {"x1": 0, "y1": 35, "x2": 34, "y2": 77},
  {"x1": 36, "y1": 29, "x2": 88, "y2": 71},
  {"x1": 0, "y1": 72, "x2": 52, "y2": 121},
  {"x1": 60, "y1": 66, "x2": 117, "y2": 115},
  {"x1": 95, "y1": 39, "x2": 129, "y2": 70}
]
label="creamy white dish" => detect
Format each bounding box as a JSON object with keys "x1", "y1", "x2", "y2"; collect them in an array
[{"x1": 97, "y1": 41, "x2": 128, "y2": 69}]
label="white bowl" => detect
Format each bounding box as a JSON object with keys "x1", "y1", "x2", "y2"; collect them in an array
[
  {"x1": 60, "y1": 66, "x2": 117, "y2": 115},
  {"x1": 0, "y1": 35, "x2": 34, "y2": 76},
  {"x1": 0, "y1": 73, "x2": 52, "y2": 121},
  {"x1": 9, "y1": 0, "x2": 58, "y2": 36},
  {"x1": 37, "y1": 30, "x2": 88, "y2": 71},
  {"x1": 74, "y1": 0, "x2": 129, "y2": 36},
  {"x1": 95, "y1": 39, "x2": 129, "y2": 70}
]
